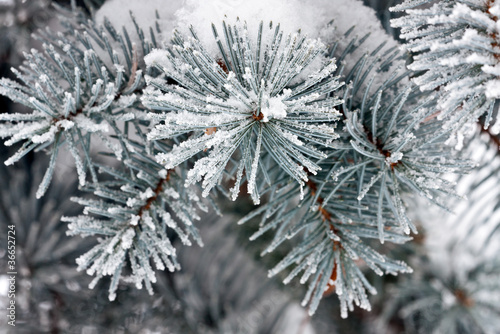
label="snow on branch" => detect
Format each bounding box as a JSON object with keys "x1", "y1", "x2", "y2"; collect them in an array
[
  {"x1": 0, "y1": 6, "x2": 160, "y2": 197},
  {"x1": 392, "y1": 0, "x2": 500, "y2": 142},
  {"x1": 143, "y1": 20, "x2": 343, "y2": 204},
  {"x1": 236, "y1": 36, "x2": 472, "y2": 318},
  {"x1": 63, "y1": 149, "x2": 206, "y2": 301}
]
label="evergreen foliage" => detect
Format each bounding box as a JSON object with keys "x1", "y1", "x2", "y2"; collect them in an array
[
  {"x1": 143, "y1": 21, "x2": 343, "y2": 204},
  {"x1": 391, "y1": 0, "x2": 500, "y2": 141},
  {"x1": 1, "y1": 0, "x2": 499, "y2": 332},
  {"x1": 376, "y1": 134, "x2": 500, "y2": 334},
  {"x1": 0, "y1": 5, "x2": 157, "y2": 197},
  {"x1": 62, "y1": 148, "x2": 206, "y2": 301},
  {"x1": 384, "y1": 258, "x2": 500, "y2": 334}
]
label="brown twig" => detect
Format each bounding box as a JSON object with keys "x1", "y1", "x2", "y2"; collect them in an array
[
  {"x1": 454, "y1": 289, "x2": 475, "y2": 308},
  {"x1": 137, "y1": 170, "x2": 172, "y2": 218},
  {"x1": 487, "y1": 0, "x2": 500, "y2": 61},
  {"x1": 304, "y1": 170, "x2": 341, "y2": 295}
]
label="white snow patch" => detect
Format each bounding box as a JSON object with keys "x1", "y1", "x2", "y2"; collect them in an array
[{"x1": 261, "y1": 95, "x2": 287, "y2": 122}]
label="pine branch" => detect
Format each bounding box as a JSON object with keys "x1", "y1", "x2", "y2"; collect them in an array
[
  {"x1": 236, "y1": 32, "x2": 472, "y2": 318},
  {"x1": 391, "y1": 0, "x2": 500, "y2": 141},
  {"x1": 0, "y1": 4, "x2": 211, "y2": 302},
  {"x1": 0, "y1": 5, "x2": 158, "y2": 197},
  {"x1": 62, "y1": 141, "x2": 207, "y2": 300},
  {"x1": 143, "y1": 20, "x2": 343, "y2": 204},
  {"x1": 377, "y1": 130, "x2": 500, "y2": 334},
  {"x1": 1, "y1": 1, "x2": 495, "y2": 327}
]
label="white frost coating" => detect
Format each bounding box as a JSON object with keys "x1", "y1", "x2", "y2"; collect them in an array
[
  {"x1": 394, "y1": 0, "x2": 500, "y2": 135},
  {"x1": 491, "y1": 119, "x2": 500, "y2": 135},
  {"x1": 158, "y1": 169, "x2": 168, "y2": 178},
  {"x1": 491, "y1": 3, "x2": 500, "y2": 17},
  {"x1": 121, "y1": 184, "x2": 135, "y2": 193},
  {"x1": 450, "y1": 3, "x2": 494, "y2": 30},
  {"x1": 465, "y1": 54, "x2": 493, "y2": 66},
  {"x1": 142, "y1": 215, "x2": 156, "y2": 231},
  {"x1": 56, "y1": 119, "x2": 75, "y2": 130},
  {"x1": 114, "y1": 64, "x2": 125, "y2": 73},
  {"x1": 31, "y1": 125, "x2": 57, "y2": 144},
  {"x1": 482, "y1": 64, "x2": 500, "y2": 77},
  {"x1": 163, "y1": 187, "x2": 180, "y2": 199},
  {"x1": 73, "y1": 114, "x2": 109, "y2": 133},
  {"x1": 4, "y1": 120, "x2": 50, "y2": 146},
  {"x1": 127, "y1": 197, "x2": 140, "y2": 207},
  {"x1": 281, "y1": 131, "x2": 303, "y2": 146}
]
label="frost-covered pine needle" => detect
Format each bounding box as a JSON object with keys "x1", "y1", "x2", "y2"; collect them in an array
[
  {"x1": 0, "y1": 8, "x2": 158, "y2": 196},
  {"x1": 391, "y1": 0, "x2": 500, "y2": 140},
  {"x1": 63, "y1": 152, "x2": 206, "y2": 300},
  {"x1": 143, "y1": 20, "x2": 343, "y2": 203}
]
